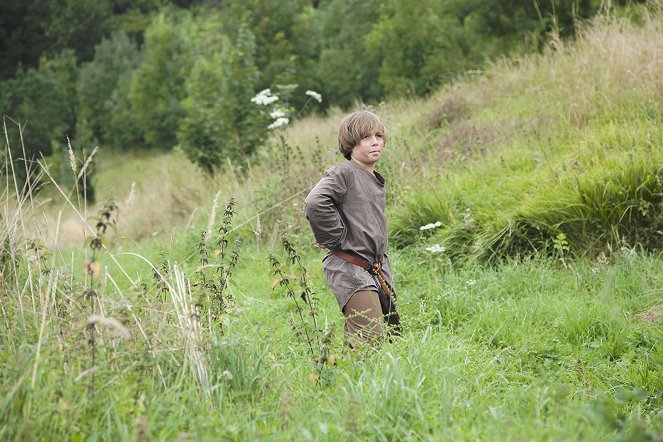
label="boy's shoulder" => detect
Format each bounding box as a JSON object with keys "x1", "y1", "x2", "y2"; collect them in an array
[{"x1": 324, "y1": 161, "x2": 356, "y2": 177}]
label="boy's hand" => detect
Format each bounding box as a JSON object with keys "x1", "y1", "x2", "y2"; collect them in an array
[{"x1": 315, "y1": 243, "x2": 328, "y2": 249}]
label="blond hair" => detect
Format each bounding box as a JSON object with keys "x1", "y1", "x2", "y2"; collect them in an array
[{"x1": 337, "y1": 111, "x2": 388, "y2": 160}]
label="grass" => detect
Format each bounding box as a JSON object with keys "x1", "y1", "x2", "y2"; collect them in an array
[
  {"x1": 4, "y1": 244, "x2": 662, "y2": 440},
  {"x1": 2, "y1": 9, "x2": 663, "y2": 442}
]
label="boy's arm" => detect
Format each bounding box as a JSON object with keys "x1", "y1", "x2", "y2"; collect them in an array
[{"x1": 304, "y1": 170, "x2": 347, "y2": 250}]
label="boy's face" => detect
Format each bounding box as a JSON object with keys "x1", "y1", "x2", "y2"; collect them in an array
[{"x1": 350, "y1": 129, "x2": 384, "y2": 170}]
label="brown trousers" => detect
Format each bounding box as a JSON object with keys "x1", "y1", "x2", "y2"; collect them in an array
[{"x1": 343, "y1": 290, "x2": 385, "y2": 347}]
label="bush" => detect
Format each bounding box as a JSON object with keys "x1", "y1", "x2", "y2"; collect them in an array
[
  {"x1": 177, "y1": 18, "x2": 265, "y2": 173},
  {"x1": 76, "y1": 32, "x2": 141, "y2": 148},
  {"x1": 128, "y1": 12, "x2": 185, "y2": 148},
  {"x1": 0, "y1": 50, "x2": 78, "y2": 187}
]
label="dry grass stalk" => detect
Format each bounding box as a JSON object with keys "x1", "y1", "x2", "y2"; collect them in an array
[
  {"x1": 87, "y1": 314, "x2": 131, "y2": 339},
  {"x1": 31, "y1": 268, "x2": 60, "y2": 389},
  {"x1": 125, "y1": 182, "x2": 137, "y2": 211},
  {"x1": 67, "y1": 135, "x2": 77, "y2": 175},
  {"x1": 76, "y1": 146, "x2": 99, "y2": 181},
  {"x1": 171, "y1": 264, "x2": 210, "y2": 391}
]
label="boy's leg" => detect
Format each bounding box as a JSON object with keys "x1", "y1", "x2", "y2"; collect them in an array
[{"x1": 343, "y1": 290, "x2": 385, "y2": 347}]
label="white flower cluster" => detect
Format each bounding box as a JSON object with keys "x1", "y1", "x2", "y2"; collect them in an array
[
  {"x1": 268, "y1": 117, "x2": 289, "y2": 129},
  {"x1": 269, "y1": 109, "x2": 286, "y2": 119},
  {"x1": 466, "y1": 279, "x2": 477, "y2": 286},
  {"x1": 251, "y1": 88, "x2": 279, "y2": 105},
  {"x1": 305, "y1": 90, "x2": 322, "y2": 103},
  {"x1": 420, "y1": 221, "x2": 442, "y2": 231},
  {"x1": 425, "y1": 244, "x2": 446, "y2": 253}
]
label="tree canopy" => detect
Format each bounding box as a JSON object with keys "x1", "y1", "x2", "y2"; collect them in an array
[{"x1": 2, "y1": 0, "x2": 626, "y2": 180}]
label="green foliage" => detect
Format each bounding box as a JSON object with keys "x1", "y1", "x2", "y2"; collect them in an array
[
  {"x1": 470, "y1": 0, "x2": 601, "y2": 40},
  {"x1": 217, "y1": 0, "x2": 314, "y2": 109},
  {"x1": 44, "y1": 0, "x2": 113, "y2": 62},
  {"x1": 77, "y1": 32, "x2": 142, "y2": 148},
  {"x1": 177, "y1": 17, "x2": 264, "y2": 172},
  {"x1": 365, "y1": 0, "x2": 480, "y2": 97},
  {"x1": 0, "y1": 50, "x2": 78, "y2": 186},
  {"x1": 0, "y1": 0, "x2": 624, "y2": 162},
  {"x1": 108, "y1": 65, "x2": 144, "y2": 149},
  {"x1": 107, "y1": 0, "x2": 164, "y2": 40},
  {"x1": 0, "y1": 0, "x2": 180, "y2": 82},
  {"x1": 128, "y1": 12, "x2": 186, "y2": 148},
  {"x1": 316, "y1": 0, "x2": 384, "y2": 108},
  {"x1": 0, "y1": 0, "x2": 52, "y2": 80}
]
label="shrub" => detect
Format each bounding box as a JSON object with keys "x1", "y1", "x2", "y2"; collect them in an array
[
  {"x1": 177, "y1": 18, "x2": 265, "y2": 173},
  {"x1": 0, "y1": 50, "x2": 78, "y2": 187},
  {"x1": 128, "y1": 12, "x2": 185, "y2": 148},
  {"x1": 76, "y1": 32, "x2": 141, "y2": 148}
]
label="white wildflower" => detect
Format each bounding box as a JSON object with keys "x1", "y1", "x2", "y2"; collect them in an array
[
  {"x1": 305, "y1": 90, "x2": 322, "y2": 103},
  {"x1": 251, "y1": 88, "x2": 279, "y2": 105},
  {"x1": 466, "y1": 279, "x2": 477, "y2": 286},
  {"x1": 420, "y1": 221, "x2": 443, "y2": 231},
  {"x1": 269, "y1": 109, "x2": 286, "y2": 119},
  {"x1": 426, "y1": 244, "x2": 446, "y2": 253},
  {"x1": 267, "y1": 117, "x2": 289, "y2": 129}
]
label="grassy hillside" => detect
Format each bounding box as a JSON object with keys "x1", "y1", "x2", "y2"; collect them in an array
[
  {"x1": 388, "y1": 14, "x2": 662, "y2": 260},
  {"x1": 2, "y1": 11, "x2": 663, "y2": 441}
]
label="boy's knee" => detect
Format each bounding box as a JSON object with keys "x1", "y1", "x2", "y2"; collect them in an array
[{"x1": 343, "y1": 290, "x2": 385, "y2": 346}]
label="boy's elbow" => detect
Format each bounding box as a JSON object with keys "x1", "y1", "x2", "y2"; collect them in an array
[
  {"x1": 303, "y1": 199, "x2": 314, "y2": 219},
  {"x1": 304, "y1": 193, "x2": 324, "y2": 218}
]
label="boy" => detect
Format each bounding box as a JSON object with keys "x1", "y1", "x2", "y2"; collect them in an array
[{"x1": 304, "y1": 111, "x2": 400, "y2": 347}]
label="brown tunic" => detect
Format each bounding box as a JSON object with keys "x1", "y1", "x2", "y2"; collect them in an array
[{"x1": 304, "y1": 160, "x2": 394, "y2": 310}]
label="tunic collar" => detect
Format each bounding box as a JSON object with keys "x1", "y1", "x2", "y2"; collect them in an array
[{"x1": 348, "y1": 160, "x2": 385, "y2": 186}]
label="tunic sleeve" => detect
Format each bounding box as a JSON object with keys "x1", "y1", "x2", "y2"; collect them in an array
[{"x1": 304, "y1": 167, "x2": 348, "y2": 249}]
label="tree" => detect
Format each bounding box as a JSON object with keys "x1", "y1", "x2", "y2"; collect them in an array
[
  {"x1": 128, "y1": 12, "x2": 186, "y2": 148},
  {"x1": 0, "y1": 0, "x2": 51, "y2": 80},
  {"x1": 177, "y1": 17, "x2": 264, "y2": 172},
  {"x1": 0, "y1": 50, "x2": 78, "y2": 186},
  {"x1": 45, "y1": 0, "x2": 113, "y2": 62},
  {"x1": 451, "y1": 0, "x2": 601, "y2": 52},
  {"x1": 216, "y1": 0, "x2": 315, "y2": 110},
  {"x1": 316, "y1": 0, "x2": 383, "y2": 107},
  {"x1": 77, "y1": 32, "x2": 141, "y2": 148},
  {"x1": 364, "y1": 0, "x2": 481, "y2": 97}
]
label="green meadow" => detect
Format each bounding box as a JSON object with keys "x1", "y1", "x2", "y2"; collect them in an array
[{"x1": 2, "y1": 12, "x2": 662, "y2": 442}]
